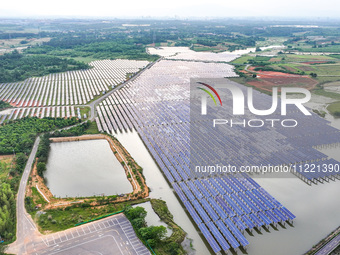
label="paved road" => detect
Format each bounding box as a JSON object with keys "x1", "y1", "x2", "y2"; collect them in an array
[
  {"x1": 6, "y1": 135, "x2": 150, "y2": 255},
  {"x1": 315, "y1": 234, "x2": 340, "y2": 255},
  {"x1": 88, "y1": 58, "x2": 160, "y2": 121},
  {"x1": 6, "y1": 137, "x2": 40, "y2": 255}
]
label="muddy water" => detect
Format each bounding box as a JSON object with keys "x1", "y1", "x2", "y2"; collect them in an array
[
  {"x1": 115, "y1": 125, "x2": 340, "y2": 255},
  {"x1": 132, "y1": 201, "x2": 173, "y2": 237},
  {"x1": 116, "y1": 130, "x2": 211, "y2": 255},
  {"x1": 45, "y1": 139, "x2": 132, "y2": 198}
]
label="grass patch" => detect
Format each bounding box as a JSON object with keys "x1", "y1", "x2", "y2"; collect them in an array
[
  {"x1": 193, "y1": 46, "x2": 216, "y2": 52},
  {"x1": 313, "y1": 88, "x2": 340, "y2": 100},
  {"x1": 283, "y1": 54, "x2": 337, "y2": 62},
  {"x1": 315, "y1": 76, "x2": 340, "y2": 84},
  {"x1": 310, "y1": 64, "x2": 340, "y2": 76},
  {"x1": 0, "y1": 157, "x2": 13, "y2": 180},
  {"x1": 327, "y1": 101, "x2": 340, "y2": 117},
  {"x1": 296, "y1": 45, "x2": 340, "y2": 53},
  {"x1": 31, "y1": 187, "x2": 48, "y2": 206},
  {"x1": 231, "y1": 55, "x2": 255, "y2": 64},
  {"x1": 79, "y1": 107, "x2": 90, "y2": 119},
  {"x1": 85, "y1": 121, "x2": 99, "y2": 134},
  {"x1": 33, "y1": 198, "x2": 149, "y2": 233}
]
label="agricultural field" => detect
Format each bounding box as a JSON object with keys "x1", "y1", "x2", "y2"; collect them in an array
[
  {"x1": 247, "y1": 70, "x2": 318, "y2": 92},
  {"x1": 233, "y1": 52, "x2": 340, "y2": 91},
  {"x1": 0, "y1": 37, "x2": 51, "y2": 54}
]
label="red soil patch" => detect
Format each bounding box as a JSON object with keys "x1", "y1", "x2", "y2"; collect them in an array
[{"x1": 247, "y1": 68, "x2": 318, "y2": 92}]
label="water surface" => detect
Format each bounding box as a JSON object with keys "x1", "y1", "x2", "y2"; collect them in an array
[{"x1": 45, "y1": 139, "x2": 132, "y2": 198}]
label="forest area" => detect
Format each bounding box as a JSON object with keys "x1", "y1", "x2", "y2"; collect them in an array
[{"x1": 0, "y1": 50, "x2": 89, "y2": 83}]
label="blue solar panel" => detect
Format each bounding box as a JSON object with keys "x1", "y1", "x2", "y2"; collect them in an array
[
  {"x1": 216, "y1": 178, "x2": 233, "y2": 194},
  {"x1": 246, "y1": 190, "x2": 268, "y2": 211},
  {"x1": 179, "y1": 182, "x2": 196, "y2": 201},
  {"x1": 207, "y1": 222, "x2": 230, "y2": 251},
  {"x1": 209, "y1": 178, "x2": 226, "y2": 195},
  {"x1": 273, "y1": 208, "x2": 288, "y2": 222},
  {"x1": 216, "y1": 196, "x2": 236, "y2": 217},
  {"x1": 194, "y1": 180, "x2": 211, "y2": 198},
  {"x1": 200, "y1": 198, "x2": 219, "y2": 222},
  {"x1": 172, "y1": 183, "x2": 187, "y2": 202},
  {"x1": 280, "y1": 206, "x2": 296, "y2": 220},
  {"x1": 216, "y1": 220, "x2": 240, "y2": 249},
  {"x1": 192, "y1": 199, "x2": 211, "y2": 224},
  {"x1": 241, "y1": 215, "x2": 255, "y2": 229},
  {"x1": 238, "y1": 192, "x2": 260, "y2": 213},
  {"x1": 187, "y1": 181, "x2": 204, "y2": 200},
  {"x1": 266, "y1": 210, "x2": 280, "y2": 223},
  {"x1": 208, "y1": 197, "x2": 228, "y2": 220},
  {"x1": 201, "y1": 179, "x2": 219, "y2": 197},
  {"x1": 183, "y1": 201, "x2": 202, "y2": 225},
  {"x1": 249, "y1": 213, "x2": 263, "y2": 228},
  {"x1": 198, "y1": 224, "x2": 221, "y2": 253},
  {"x1": 230, "y1": 193, "x2": 251, "y2": 215},
  {"x1": 224, "y1": 218, "x2": 249, "y2": 247},
  {"x1": 258, "y1": 211, "x2": 272, "y2": 225},
  {"x1": 233, "y1": 216, "x2": 247, "y2": 232}
]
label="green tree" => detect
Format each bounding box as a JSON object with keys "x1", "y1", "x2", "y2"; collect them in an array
[
  {"x1": 36, "y1": 162, "x2": 46, "y2": 178},
  {"x1": 139, "y1": 225, "x2": 167, "y2": 243},
  {"x1": 125, "y1": 206, "x2": 147, "y2": 221},
  {"x1": 14, "y1": 153, "x2": 27, "y2": 174}
]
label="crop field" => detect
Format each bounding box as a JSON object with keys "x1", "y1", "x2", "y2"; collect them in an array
[{"x1": 283, "y1": 54, "x2": 338, "y2": 62}]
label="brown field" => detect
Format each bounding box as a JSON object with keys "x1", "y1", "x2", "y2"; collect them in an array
[{"x1": 247, "y1": 69, "x2": 318, "y2": 92}]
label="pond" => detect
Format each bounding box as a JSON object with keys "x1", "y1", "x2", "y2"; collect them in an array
[
  {"x1": 133, "y1": 201, "x2": 173, "y2": 237},
  {"x1": 45, "y1": 139, "x2": 133, "y2": 198}
]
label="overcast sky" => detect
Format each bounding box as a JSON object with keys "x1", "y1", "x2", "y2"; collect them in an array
[{"x1": 1, "y1": 0, "x2": 340, "y2": 18}]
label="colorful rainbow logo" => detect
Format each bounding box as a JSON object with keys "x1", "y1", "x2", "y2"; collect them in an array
[{"x1": 197, "y1": 82, "x2": 222, "y2": 106}]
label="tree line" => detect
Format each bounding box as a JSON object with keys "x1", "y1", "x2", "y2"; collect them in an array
[
  {"x1": 0, "y1": 117, "x2": 80, "y2": 155},
  {"x1": 0, "y1": 183, "x2": 16, "y2": 243},
  {"x1": 124, "y1": 206, "x2": 167, "y2": 249},
  {"x1": 0, "y1": 50, "x2": 90, "y2": 83}
]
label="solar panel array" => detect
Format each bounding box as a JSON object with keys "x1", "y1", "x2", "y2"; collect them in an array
[
  {"x1": 147, "y1": 46, "x2": 253, "y2": 62},
  {"x1": 0, "y1": 59, "x2": 149, "y2": 107},
  {"x1": 189, "y1": 79, "x2": 340, "y2": 186},
  {"x1": 94, "y1": 59, "x2": 310, "y2": 253},
  {"x1": 0, "y1": 106, "x2": 80, "y2": 124}
]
